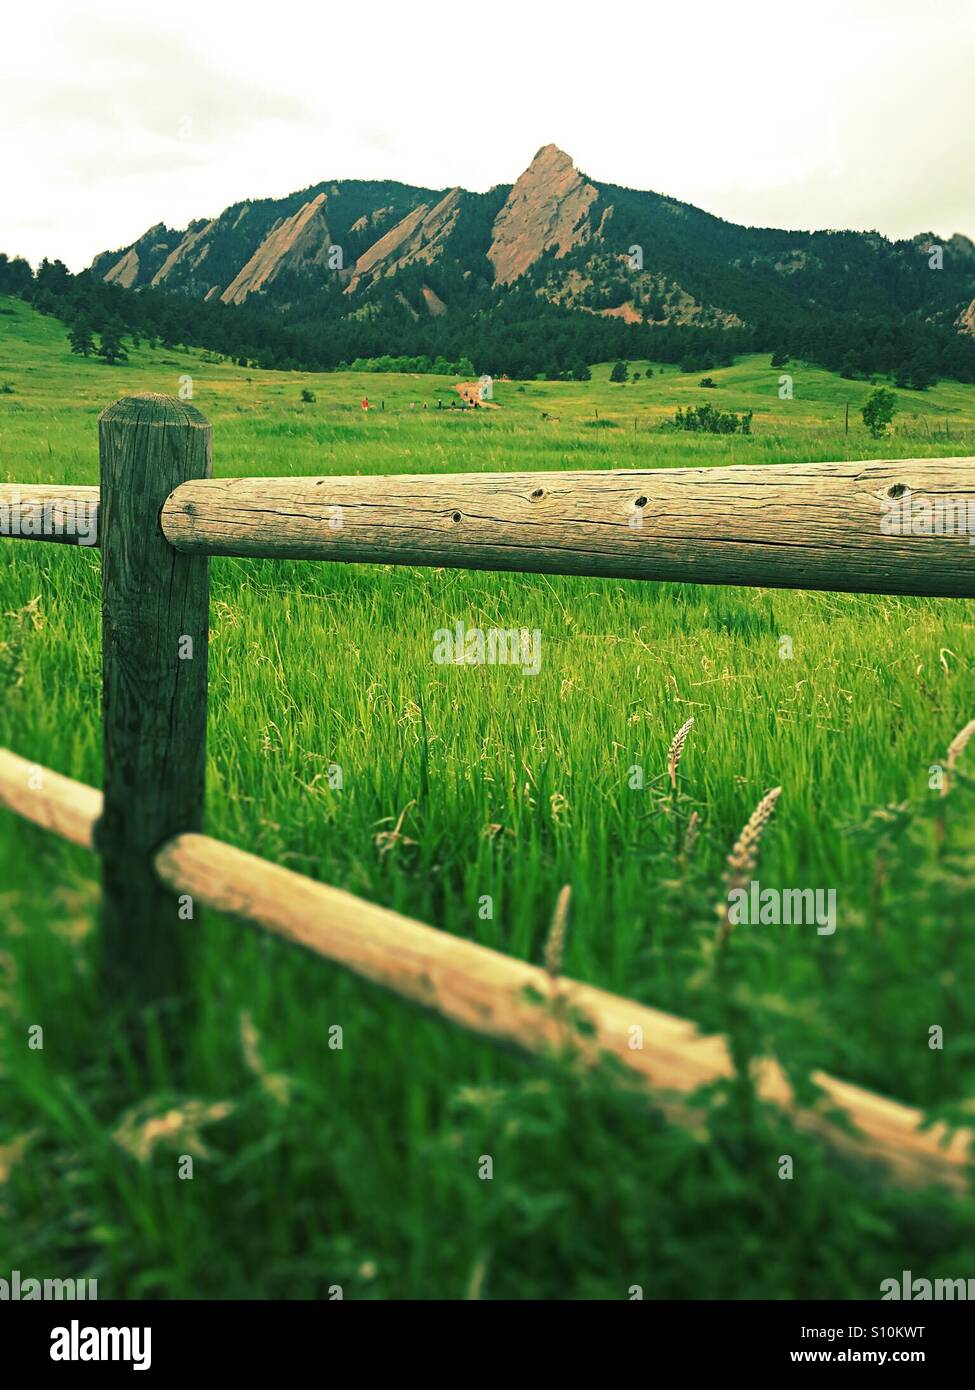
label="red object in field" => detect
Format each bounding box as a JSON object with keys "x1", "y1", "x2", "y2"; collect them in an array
[{"x1": 361, "y1": 397, "x2": 369, "y2": 411}]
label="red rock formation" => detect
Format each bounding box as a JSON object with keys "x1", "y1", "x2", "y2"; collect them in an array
[
  {"x1": 488, "y1": 145, "x2": 597, "y2": 285},
  {"x1": 346, "y1": 189, "x2": 462, "y2": 294},
  {"x1": 103, "y1": 247, "x2": 140, "y2": 288},
  {"x1": 151, "y1": 219, "x2": 219, "y2": 288},
  {"x1": 220, "y1": 194, "x2": 332, "y2": 305}
]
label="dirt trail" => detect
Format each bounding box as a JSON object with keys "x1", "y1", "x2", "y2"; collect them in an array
[{"x1": 454, "y1": 382, "x2": 501, "y2": 409}]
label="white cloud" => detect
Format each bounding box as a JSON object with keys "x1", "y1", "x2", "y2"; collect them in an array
[{"x1": 1, "y1": 0, "x2": 973, "y2": 270}]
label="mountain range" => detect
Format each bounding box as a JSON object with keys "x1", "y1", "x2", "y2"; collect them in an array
[
  {"x1": 91, "y1": 144, "x2": 975, "y2": 346},
  {"x1": 3, "y1": 146, "x2": 973, "y2": 383}
]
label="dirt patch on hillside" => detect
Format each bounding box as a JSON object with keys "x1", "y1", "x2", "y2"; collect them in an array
[
  {"x1": 422, "y1": 285, "x2": 447, "y2": 317},
  {"x1": 600, "y1": 301, "x2": 642, "y2": 324},
  {"x1": 454, "y1": 382, "x2": 500, "y2": 408}
]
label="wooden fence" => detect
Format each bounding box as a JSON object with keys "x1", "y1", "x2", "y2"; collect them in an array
[{"x1": 1, "y1": 393, "x2": 973, "y2": 1190}]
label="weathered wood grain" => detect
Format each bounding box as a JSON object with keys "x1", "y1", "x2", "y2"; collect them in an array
[
  {"x1": 161, "y1": 457, "x2": 975, "y2": 596},
  {"x1": 0, "y1": 484, "x2": 100, "y2": 545},
  {"x1": 96, "y1": 394, "x2": 211, "y2": 1004}
]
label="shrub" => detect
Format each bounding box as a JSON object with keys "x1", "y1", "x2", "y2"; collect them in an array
[{"x1": 671, "y1": 403, "x2": 753, "y2": 435}]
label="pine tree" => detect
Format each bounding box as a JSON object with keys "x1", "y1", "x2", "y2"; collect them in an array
[
  {"x1": 98, "y1": 323, "x2": 128, "y2": 365},
  {"x1": 68, "y1": 322, "x2": 95, "y2": 357}
]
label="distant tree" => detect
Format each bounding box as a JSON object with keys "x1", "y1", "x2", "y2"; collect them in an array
[
  {"x1": 632, "y1": 371, "x2": 641, "y2": 381},
  {"x1": 770, "y1": 350, "x2": 790, "y2": 368},
  {"x1": 98, "y1": 323, "x2": 128, "y2": 365},
  {"x1": 572, "y1": 362, "x2": 591, "y2": 381},
  {"x1": 0, "y1": 253, "x2": 33, "y2": 295},
  {"x1": 68, "y1": 322, "x2": 95, "y2": 357},
  {"x1": 300, "y1": 387, "x2": 316, "y2": 403},
  {"x1": 644, "y1": 366, "x2": 653, "y2": 379},
  {"x1": 34, "y1": 258, "x2": 71, "y2": 293},
  {"x1": 699, "y1": 376, "x2": 717, "y2": 388},
  {"x1": 862, "y1": 386, "x2": 897, "y2": 438},
  {"x1": 610, "y1": 360, "x2": 629, "y2": 383},
  {"x1": 680, "y1": 353, "x2": 717, "y2": 373},
  {"x1": 898, "y1": 353, "x2": 935, "y2": 390},
  {"x1": 32, "y1": 289, "x2": 59, "y2": 316}
]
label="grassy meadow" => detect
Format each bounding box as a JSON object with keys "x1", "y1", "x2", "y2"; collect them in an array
[{"x1": 1, "y1": 293, "x2": 974, "y2": 1299}]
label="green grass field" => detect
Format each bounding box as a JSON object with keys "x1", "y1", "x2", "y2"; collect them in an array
[{"x1": 1, "y1": 295, "x2": 974, "y2": 1299}]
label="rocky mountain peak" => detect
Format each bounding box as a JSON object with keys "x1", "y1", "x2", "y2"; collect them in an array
[{"x1": 487, "y1": 145, "x2": 598, "y2": 285}]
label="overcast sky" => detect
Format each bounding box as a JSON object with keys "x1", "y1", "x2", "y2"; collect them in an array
[{"x1": 3, "y1": 0, "x2": 973, "y2": 271}]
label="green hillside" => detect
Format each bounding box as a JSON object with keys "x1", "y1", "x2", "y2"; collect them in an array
[{"x1": 3, "y1": 294, "x2": 975, "y2": 449}]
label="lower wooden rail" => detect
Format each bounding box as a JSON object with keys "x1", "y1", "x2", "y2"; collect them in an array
[{"x1": 1, "y1": 746, "x2": 969, "y2": 1193}]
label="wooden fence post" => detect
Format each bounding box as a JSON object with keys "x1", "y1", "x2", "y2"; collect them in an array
[{"x1": 96, "y1": 394, "x2": 211, "y2": 1007}]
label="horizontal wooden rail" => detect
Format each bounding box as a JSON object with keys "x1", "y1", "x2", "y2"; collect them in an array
[
  {"x1": 0, "y1": 748, "x2": 101, "y2": 847},
  {"x1": 0, "y1": 483, "x2": 100, "y2": 546},
  {"x1": 8, "y1": 460, "x2": 975, "y2": 597},
  {"x1": 161, "y1": 458, "x2": 975, "y2": 596},
  {"x1": 1, "y1": 745, "x2": 970, "y2": 1192}
]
